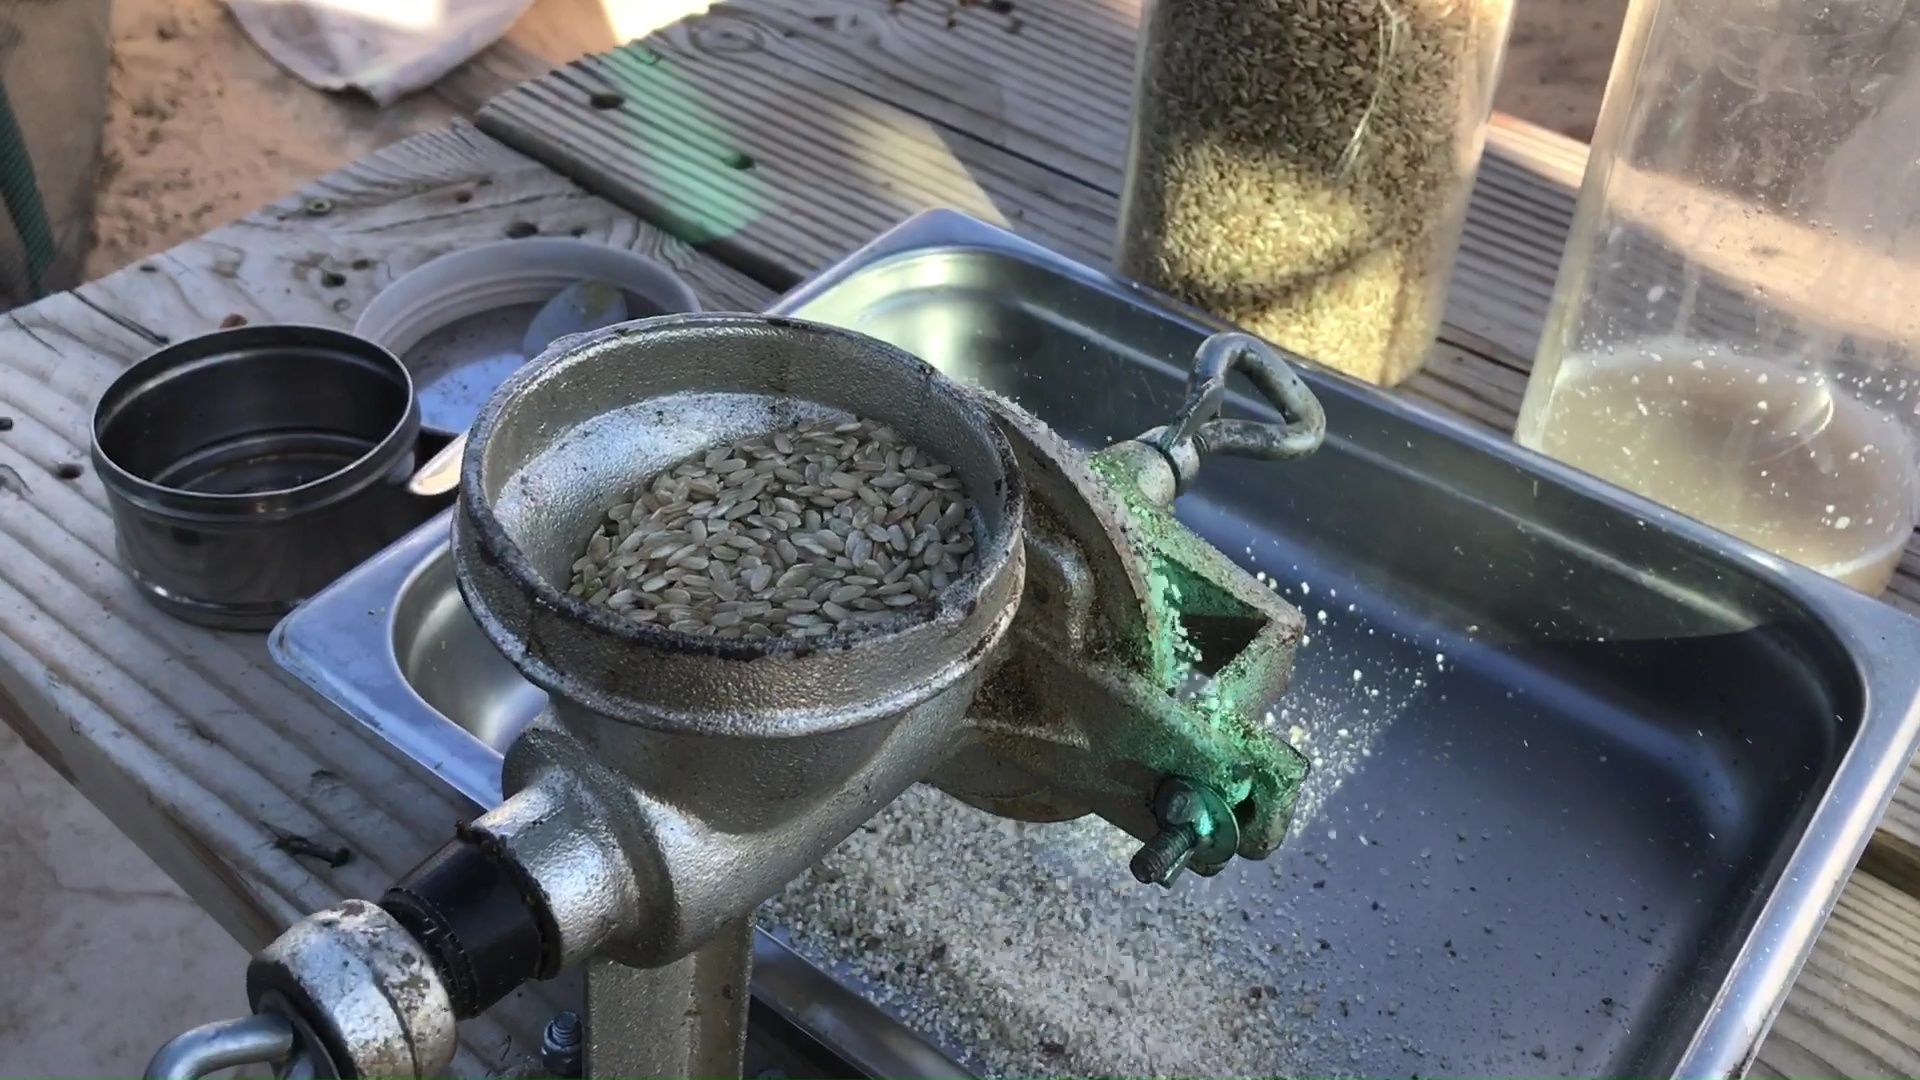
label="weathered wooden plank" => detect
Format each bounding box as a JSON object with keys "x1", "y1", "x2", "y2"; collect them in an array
[
  {"x1": 0, "y1": 119, "x2": 771, "y2": 1076},
  {"x1": 1404, "y1": 340, "x2": 1532, "y2": 433},
  {"x1": 477, "y1": 37, "x2": 1115, "y2": 284},
  {"x1": 1861, "y1": 758, "x2": 1920, "y2": 899},
  {"x1": 1755, "y1": 872, "x2": 1920, "y2": 1079},
  {"x1": 1486, "y1": 111, "x2": 1590, "y2": 191},
  {"x1": 673, "y1": 0, "x2": 1136, "y2": 192}
]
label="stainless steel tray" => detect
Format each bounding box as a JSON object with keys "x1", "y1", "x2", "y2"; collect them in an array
[{"x1": 273, "y1": 211, "x2": 1920, "y2": 1079}]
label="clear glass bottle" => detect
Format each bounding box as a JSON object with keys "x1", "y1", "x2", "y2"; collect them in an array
[
  {"x1": 1116, "y1": 0, "x2": 1514, "y2": 387},
  {"x1": 1517, "y1": 0, "x2": 1920, "y2": 595}
]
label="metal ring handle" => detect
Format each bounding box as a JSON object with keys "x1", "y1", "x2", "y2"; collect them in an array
[
  {"x1": 146, "y1": 1012, "x2": 298, "y2": 1080},
  {"x1": 1154, "y1": 331, "x2": 1327, "y2": 465}
]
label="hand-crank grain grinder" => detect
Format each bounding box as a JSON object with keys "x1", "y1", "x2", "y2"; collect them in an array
[{"x1": 147, "y1": 314, "x2": 1325, "y2": 1080}]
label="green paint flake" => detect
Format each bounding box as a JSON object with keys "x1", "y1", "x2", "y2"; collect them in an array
[
  {"x1": 1088, "y1": 446, "x2": 1305, "y2": 815},
  {"x1": 1149, "y1": 556, "x2": 1201, "y2": 689},
  {"x1": 1087, "y1": 450, "x2": 1200, "y2": 690}
]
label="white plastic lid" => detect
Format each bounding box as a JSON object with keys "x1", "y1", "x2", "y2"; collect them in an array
[{"x1": 354, "y1": 238, "x2": 703, "y2": 358}]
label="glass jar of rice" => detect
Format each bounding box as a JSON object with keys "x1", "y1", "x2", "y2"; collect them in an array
[{"x1": 1116, "y1": 0, "x2": 1514, "y2": 386}]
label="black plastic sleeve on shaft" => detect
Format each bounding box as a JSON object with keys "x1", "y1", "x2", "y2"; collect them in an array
[{"x1": 379, "y1": 834, "x2": 548, "y2": 1018}]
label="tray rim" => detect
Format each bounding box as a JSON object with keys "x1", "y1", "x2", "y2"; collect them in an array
[{"x1": 275, "y1": 209, "x2": 1920, "y2": 1080}]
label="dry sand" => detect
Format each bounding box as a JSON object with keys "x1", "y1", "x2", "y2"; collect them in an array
[
  {"x1": 85, "y1": 0, "x2": 1628, "y2": 281},
  {"x1": 85, "y1": 0, "x2": 453, "y2": 280}
]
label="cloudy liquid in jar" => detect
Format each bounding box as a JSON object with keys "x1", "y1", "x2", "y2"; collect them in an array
[{"x1": 1521, "y1": 347, "x2": 1918, "y2": 594}]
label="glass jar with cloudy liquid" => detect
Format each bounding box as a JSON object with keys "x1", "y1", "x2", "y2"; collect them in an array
[{"x1": 1516, "y1": 0, "x2": 1920, "y2": 594}]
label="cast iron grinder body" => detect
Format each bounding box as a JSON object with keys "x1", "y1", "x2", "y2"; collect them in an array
[{"x1": 149, "y1": 315, "x2": 1323, "y2": 1080}]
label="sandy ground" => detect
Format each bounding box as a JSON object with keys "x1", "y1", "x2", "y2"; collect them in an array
[
  {"x1": 0, "y1": 0, "x2": 1632, "y2": 1074},
  {"x1": 85, "y1": 0, "x2": 455, "y2": 280}
]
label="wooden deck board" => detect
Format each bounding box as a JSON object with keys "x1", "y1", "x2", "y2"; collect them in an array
[
  {"x1": 476, "y1": 35, "x2": 1114, "y2": 283},
  {"x1": 1861, "y1": 755, "x2": 1920, "y2": 898},
  {"x1": 0, "y1": 119, "x2": 772, "y2": 1077},
  {"x1": 1755, "y1": 873, "x2": 1920, "y2": 1079}
]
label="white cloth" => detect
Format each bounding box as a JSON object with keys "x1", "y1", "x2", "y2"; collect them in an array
[{"x1": 222, "y1": 0, "x2": 537, "y2": 105}]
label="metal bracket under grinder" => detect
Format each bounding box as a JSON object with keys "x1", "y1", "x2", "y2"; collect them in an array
[{"x1": 932, "y1": 331, "x2": 1323, "y2": 884}]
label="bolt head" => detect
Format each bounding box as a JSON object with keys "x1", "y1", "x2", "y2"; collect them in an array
[
  {"x1": 1155, "y1": 778, "x2": 1208, "y2": 827},
  {"x1": 1147, "y1": 777, "x2": 1241, "y2": 873},
  {"x1": 541, "y1": 1010, "x2": 585, "y2": 1078}
]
